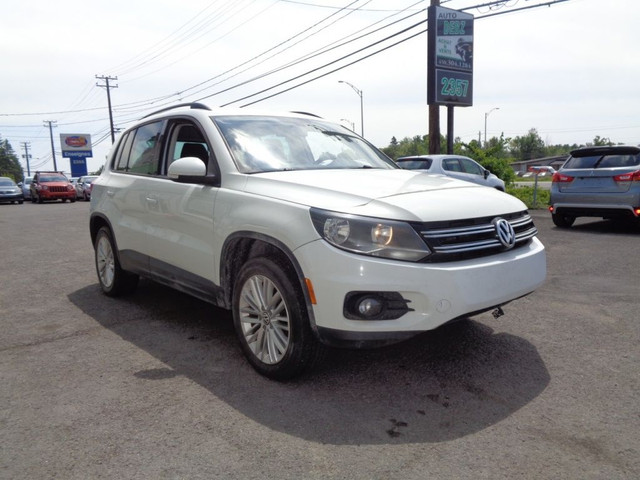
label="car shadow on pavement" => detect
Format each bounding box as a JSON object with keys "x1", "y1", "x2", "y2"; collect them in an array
[
  {"x1": 566, "y1": 219, "x2": 640, "y2": 235},
  {"x1": 69, "y1": 280, "x2": 550, "y2": 446}
]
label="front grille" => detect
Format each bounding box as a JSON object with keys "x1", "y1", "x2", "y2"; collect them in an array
[
  {"x1": 417, "y1": 211, "x2": 537, "y2": 262},
  {"x1": 49, "y1": 186, "x2": 69, "y2": 193}
]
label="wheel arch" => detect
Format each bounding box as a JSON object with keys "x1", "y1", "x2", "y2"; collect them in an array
[
  {"x1": 89, "y1": 213, "x2": 113, "y2": 246},
  {"x1": 220, "y1": 232, "x2": 318, "y2": 332}
]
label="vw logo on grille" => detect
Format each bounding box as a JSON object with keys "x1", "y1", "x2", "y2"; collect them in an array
[{"x1": 493, "y1": 218, "x2": 516, "y2": 249}]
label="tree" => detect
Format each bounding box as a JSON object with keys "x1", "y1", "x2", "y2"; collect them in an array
[
  {"x1": 0, "y1": 136, "x2": 23, "y2": 182},
  {"x1": 590, "y1": 135, "x2": 613, "y2": 147},
  {"x1": 380, "y1": 134, "x2": 448, "y2": 160},
  {"x1": 509, "y1": 128, "x2": 546, "y2": 161},
  {"x1": 462, "y1": 135, "x2": 516, "y2": 186}
]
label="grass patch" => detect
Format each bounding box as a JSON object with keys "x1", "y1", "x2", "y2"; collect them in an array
[{"x1": 507, "y1": 185, "x2": 550, "y2": 209}]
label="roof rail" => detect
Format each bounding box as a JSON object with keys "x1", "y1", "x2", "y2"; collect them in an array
[{"x1": 143, "y1": 102, "x2": 211, "y2": 119}]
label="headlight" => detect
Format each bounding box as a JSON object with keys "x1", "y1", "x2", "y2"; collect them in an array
[{"x1": 310, "y1": 208, "x2": 431, "y2": 262}]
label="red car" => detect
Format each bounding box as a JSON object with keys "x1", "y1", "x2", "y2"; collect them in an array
[{"x1": 30, "y1": 171, "x2": 76, "y2": 203}]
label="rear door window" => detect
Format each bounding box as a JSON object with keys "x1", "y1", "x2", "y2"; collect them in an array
[{"x1": 114, "y1": 121, "x2": 164, "y2": 174}]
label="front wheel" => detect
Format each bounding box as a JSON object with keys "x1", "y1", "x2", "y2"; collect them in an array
[
  {"x1": 232, "y1": 257, "x2": 324, "y2": 380},
  {"x1": 94, "y1": 227, "x2": 139, "y2": 296},
  {"x1": 552, "y1": 212, "x2": 575, "y2": 228}
]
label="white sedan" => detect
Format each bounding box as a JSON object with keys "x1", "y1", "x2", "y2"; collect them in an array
[{"x1": 396, "y1": 154, "x2": 506, "y2": 191}]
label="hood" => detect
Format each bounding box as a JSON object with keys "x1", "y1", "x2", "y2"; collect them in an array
[{"x1": 243, "y1": 169, "x2": 525, "y2": 222}]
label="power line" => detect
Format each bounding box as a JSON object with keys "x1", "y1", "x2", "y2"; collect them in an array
[{"x1": 2, "y1": 0, "x2": 572, "y2": 144}]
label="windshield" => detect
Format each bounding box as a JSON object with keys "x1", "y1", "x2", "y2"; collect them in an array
[
  {"x1": 0, "y1": 178, "x2": 16, "y2": 186},
  {"x1": 212, "y1": 115, "x2": 396, "y2": 173},
  {"x1": 39, "y1": 175, "x2": 68, "y2": 182}
]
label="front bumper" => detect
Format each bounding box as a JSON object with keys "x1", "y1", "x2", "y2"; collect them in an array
[
  {"x1": 295, "y1": 237, "x2": 546, "y2": 345},
  {"x1": 37, "y1": 190, "x2": 76, "y2": 200},
  {"x1": 0, "y1": 193, "x2": 23, "y2": 203}
]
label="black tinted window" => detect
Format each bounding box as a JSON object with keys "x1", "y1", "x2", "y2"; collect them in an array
[
  {"x1": 397, "y1": 159, "x2": 432, "y2": 170},
  {"x1": 564, "y1": 154, "x2": 640, "y2": 169}
]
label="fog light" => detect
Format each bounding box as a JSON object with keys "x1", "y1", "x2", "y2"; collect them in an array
[
  {"x1": 357, "y1": 297, "x2": 383, "y2": 317},
  {"x1": 344, "y1": 291, "x2": 412, "y2": 320}
]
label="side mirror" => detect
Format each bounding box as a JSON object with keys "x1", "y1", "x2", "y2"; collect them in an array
[
  {"x1": 168, "y1": 157, "x2": 217, "y2": 185},
  {"x1": 483, "y1": 169, "x2": 490, "y2": 179}
]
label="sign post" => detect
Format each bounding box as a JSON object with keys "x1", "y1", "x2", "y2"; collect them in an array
[
  {"x1": 428, "y1": 6, "x2": 474, "y2": 152},
  {"x1": 60, "y1": 134, "x2": 93, "y2": 177}
]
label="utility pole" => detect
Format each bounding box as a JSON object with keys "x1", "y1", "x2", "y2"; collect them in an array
[
  {"x1": 20, "y1": 142, "x2": 32, "y2": 176},
  {"x1": 96, "y1": 75, "x2": 118, "y2": 143},
  {"x1": 43, "y1": 120, "x2": 57, "y2": 171},
  {"x1": 429, "y1": 0, "x2": 440, "y2": 154}
]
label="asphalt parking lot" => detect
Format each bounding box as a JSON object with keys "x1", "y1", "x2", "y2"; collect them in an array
[{"x1": 1, "y1": 201, "x2": 638, "y2": 479}]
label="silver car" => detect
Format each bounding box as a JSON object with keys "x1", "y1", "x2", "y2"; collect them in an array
[
  {"x1": 19, "y1": 176, "x2": 33, "y2": 199},
  {"x1": 396, "y1": 155, "x2": 506, "y2": 191},
  {"x1": 549, "y1": 145, "x2": 640, "y2": 227},
  {"x1": 75, "y1": 175, "x2": 98, "y2": 200},
  {"x1": 0, "y1": 177, "x2": 24, "y2": 204}
]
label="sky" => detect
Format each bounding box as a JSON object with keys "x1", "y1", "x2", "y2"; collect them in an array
[{"x1": 1, "y1": 0, "x2": 638, "y2": 175}]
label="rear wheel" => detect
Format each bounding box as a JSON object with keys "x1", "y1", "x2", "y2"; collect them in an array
[
  {"x1": 94, "y1": 227, "x2": 139, "y2": 296},
  {"x1": 552, "y1": 213, "x2": 575, "y2": 228},
  {"x1": 232, "y1": 257, "x2": 324, "y2": 380}
]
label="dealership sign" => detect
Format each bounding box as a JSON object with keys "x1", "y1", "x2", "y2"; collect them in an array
[
  {"x1": 60, "y1": 133, "x2": 92, "y2": 177},
  {"x1": 427, "y1": 6, "x2": 474, "y2": 106}
]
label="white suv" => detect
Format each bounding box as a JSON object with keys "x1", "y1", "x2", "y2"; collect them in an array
[{"x1": 90, "y1": 103, "x2": 546, "y2": 379}]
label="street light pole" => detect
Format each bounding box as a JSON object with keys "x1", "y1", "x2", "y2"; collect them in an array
[
  {"x1": 338, "y1": 80, "x2": 364, "y2": 137},
  {"x1": 484, "y1": 107, "x2": 499, "y2": 146},
  {"x1": 340, "y1": 118, "x2": 355, "y2": 132}
]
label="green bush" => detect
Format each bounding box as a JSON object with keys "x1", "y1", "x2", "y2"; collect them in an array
[{"x1": 506, "y1": 185, "x2": 550, "y2": 209}]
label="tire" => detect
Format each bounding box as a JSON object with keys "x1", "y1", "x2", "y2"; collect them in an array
[
  {"x1": 552, "y1": 213, "x2": 575, "y2": 228},
  {"x1": 71, "y1": 197, "x2": 76, "y2": 203},
  {"x1": 18, "y1": 200, "x2": 23, "y2": 204},
  {"x1": 94, "y1": 227, "x2": 139, "y2": 296},
  {"x1": 232, "y1": 257, "x2": 324, "y2": 380}
]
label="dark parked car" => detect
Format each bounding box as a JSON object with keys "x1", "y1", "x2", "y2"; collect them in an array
[
  {"x1": 549, "y1": 145, "x2": 640, "y2": 227},
  {"x1": 0, "y1": 177, "x2": 24, "y2": 204}
]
